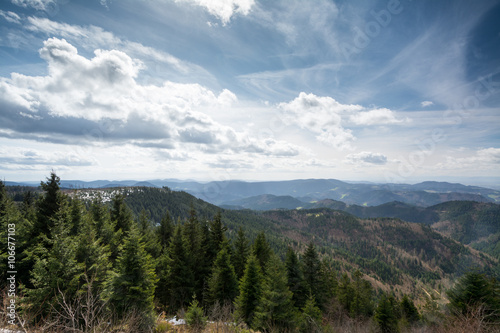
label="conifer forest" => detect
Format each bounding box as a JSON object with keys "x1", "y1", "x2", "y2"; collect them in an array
[{"x1": 1, "y1": 173, "x2": 499, "y2": 333}]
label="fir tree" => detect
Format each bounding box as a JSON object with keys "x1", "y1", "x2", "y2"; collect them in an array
[
  {"x1": 157, "y1": 210, "x2": 174, "y2": 252},
  {"x1": 285, "y1": 247, "x2": 307, "y2": 309},
  {"x1": 350, "y1": 270, "x2": 374, "y2": 317},
  {"x1": 300, "y1": 295, "x2": 322, "y2": 333},
  {"x1": 252, "y1": 232, "x2": 272, "y2": 273},
  {"x1": 232, "y1": 227, "x2": 250, "y2": 280},
  {"x1": 107, "y1": 227, "x2": 158, "y2": 329},
  {"x1": 301, "y1": 242, "x2": 323, "y2": 307},
  {"x1": 375, "y1": 293, "x2": 399, "y2": 333},
  {"x1": 207, "y1": 245, "x2": 238, "y2": 306},
  {"x1": 235, "y1": 254, "x2": 264, "y2": 326},
  {"x1": 400, "y1": 294, "x2": 420, "y2": 325},
  {"x1": 253, "y1": 255, "x2": 298, "y2": 332},
  {"x1": 110, "y1": 193, "x2": 134, "y2": 234},
  {"x1": 162, "y1": 225, "x2": 195, "y2": 309}
]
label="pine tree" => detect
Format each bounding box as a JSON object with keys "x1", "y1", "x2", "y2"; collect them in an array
[
  {"x1": 350, "y1": 270, "x2": 373, "y2": 317},
  {"x1": 301, "y1": 242, "x2": 323, "y2": 307},
  {"x1": 234, "y1": 254, "x2": 264, "y2": 326},
  {"x1": 285, "y1": 247, "x2": 307, "y2": 309},
  {"x1": 110, "y1": 193, "x2": 134, "y2": 234},
  {"x1": 107, "y1": 227, "x2": 158, "y2": 329},
  {"x1": 26, "y1": 203, "x2": 82, "y2": 318},
  {"x1": 252, "y1": 232, "x2": 271, "y2": 273},
  {"x1": 338, "y1": 273, "x2": 353, "y2": 313},
  {"x1": 207, "y1": 245, "x2": 238, "y2": 306},
  {"x1": 447, "y1": 270, "x2": 500, "y2": 322},
  {"x1": 157, "y1": 210, "x2": 173, "y2": 252},
  {"x1": 162, "y1": 225, "x2": 195, "y2": 309},
  {"x1": 400, "y1": 294, "x2": 420, "y2": 325},
  {"x1": 253, "y1": 255, "x2": 298, "y2": 332},
  {"x1": 208, "y1": 210, "x2": 227, "y2": 263},
  {"x1": 300, "y1": 295, "x2": 322, "y2": 333},
  {"x1": 35, "y1": 172, "x2": 63, "y2": 237},
  {"x1": 232, "y1": 227, "x2": 250, "y2": 280},
  {"x1": 374, "y1": 293, "x2": 399, "y2": 333}
]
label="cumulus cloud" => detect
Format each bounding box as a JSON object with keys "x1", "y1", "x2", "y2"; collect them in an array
[
  {"x1": 279, "y1": 92, "x2": 361, "y2": 150},
  {"x1": 349, "y1": 108, "x2": 404, "y2": 125},
  {"x1": 0, "y1": 38, "x2": 300, "y2": 158},
  {"x1": 344, "y1": 151, "x2": 388, "y2": 165},
  {"x1": 421, "y1": 101, "x2": 434, "y2": 107},
  {"x1": 279, "y1": 92, "x2": 404, "y2": 150},
  {"x1": 176, "y1": 0, "x2": 255, "y2": 25}
]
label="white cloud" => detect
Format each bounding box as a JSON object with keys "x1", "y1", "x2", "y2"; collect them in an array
[
  {"x1": 439, "y1": 148, "x2": 500, "y2": 170},
  {"x1": 349, "y1": 108, "x2": 403, "y2": 125},
  {"x1": 0, "y1": 10, "x2": 21, "y2": 24},
  {"x1": 344, "y1": 151, "x2": 388, "y2": 165},
  {"x1": 0, "y1": 38, "x2": 300, "y2": 158},
  {"x1": 421, "y1": 101, "x2": 434, "y2": 107},
  {"x1": 175, "y1": 0, "x2": 255, "y2": 25},
  {"x1": 279, "y1": 92, "x2": 361, "y2": 150}
]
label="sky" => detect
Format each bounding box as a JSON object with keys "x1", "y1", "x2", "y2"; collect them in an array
[{"x1": 0, "y1": 0, "x2": 499, "y2": 185}]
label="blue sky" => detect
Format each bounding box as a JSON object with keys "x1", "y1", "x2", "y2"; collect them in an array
[{"x1": 0, "y1": 0, "x2": 499, "y2": 185}]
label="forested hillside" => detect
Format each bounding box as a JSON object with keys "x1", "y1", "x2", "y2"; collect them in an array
[{"x1": 1, "y1": 174, "x2": 499, "y2": 333}]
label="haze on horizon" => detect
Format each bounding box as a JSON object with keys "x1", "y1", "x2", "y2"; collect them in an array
[{"x1": 0, "y1": 0, "x2": 499, "y2": 186}]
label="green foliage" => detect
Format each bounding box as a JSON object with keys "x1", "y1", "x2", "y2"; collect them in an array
[
  {"x1": 235, "y1": 254, "x2": 264, "y2": 326},
  {"x1": 252, "y1": 232, "x2": 272, "y2": 273},
  {"x1": 185, "y1": 297, "x2": 207, "y2": 332},
  {"x1": 232, "y1": 227, "x2": 250, "y2": 280},
  {"x1": 374, "y1": 293, "x2": 400, "y2": 333},
  {"x1": 299, "y1": 295, "x2": 322, "y2": 333},
  {"x1": 162, "y1": 225, "x2": 195, "y2": 309},
  {"x1": 207, "y1": 245, "x2": 239, "y2": 306},
  {"x1": 400, "y1": 294, "x2": 420, "y2": 324},
  {"x1": 253, "y1": 255, "x2": 298, "y2": 331},
  {"x1": 285, "y1": 247, "x2": 307, "y2": 309},
  {"x1": 447, "y1": 270, "x2": 500, "y2": 322},
  {"x1": 107, "y1": 227, "x2": 158, "y2": 329}
]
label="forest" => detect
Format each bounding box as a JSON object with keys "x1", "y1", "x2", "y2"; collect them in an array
[{"x1": 1, "y1": 173, "x2": 500, "y2": 333}]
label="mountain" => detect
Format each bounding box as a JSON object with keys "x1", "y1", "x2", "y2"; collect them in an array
[{"x1": 69, "y1": 186, "x2": 499, "y2": 295}]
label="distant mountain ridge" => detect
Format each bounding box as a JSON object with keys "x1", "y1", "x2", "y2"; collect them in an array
[{"x1": 5, "y1": 178, "x2": 500, "y2": 207}]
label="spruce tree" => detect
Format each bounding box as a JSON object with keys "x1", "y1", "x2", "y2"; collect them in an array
[
  {"x1": 162, "y1": 225, "x2": 194, "y2": 309},
  {"x1": 350, "y1": 270, "x2": 373, "y2": 317},
  {"x1": 208, "y1": 210, "x2": 227, "y2": 263},
  {"x1": 253, "y1": 255, "x2": 298, "y2": 332},
  {"x1": 207, "y1": 244, "x2": 238, "y2": 306},
  {"x1": 157, "y1": 210, "x2": 173, "y2": 252},
  {"x1": 338, "y1": 272, "x2": 353, "y2": 313},
  {"x1": 234, "y1": 254, "x2": 264, "y2": 326},
  {"x1": 110, "y1": 193, "x2": 134, "y2": 234},
  {"x1": 301, "y1": 242, "x2": 323, "y2": 307},
  {"x1": 400, "y1": 294, "x2": 420, "y2": 325},
  {"x1": 35, "y1": 172, "x2": 62, "y2": 237},
  {"x1": 285, "y1": 247, "x2": 307, "y2": 309},
  {"x1": 252, "y1": 232, "x2": 271, "y2": 273},
  {"x1": 107, "y1": 227, "x2": 158, "y2": 329},
  {"x1": 300, "y1": 295, "x2": 322, "y2": 333},
  {"x1": 232, "y1": 227, "x2": 250, "y2": 280},
  {"x1": 374, "y1": 293, "x2": 399, "y2": 333}
]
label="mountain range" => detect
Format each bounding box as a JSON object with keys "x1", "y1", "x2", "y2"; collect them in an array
[{"x1": 7, "y1": 178, "x2": 500, "y2": 207}]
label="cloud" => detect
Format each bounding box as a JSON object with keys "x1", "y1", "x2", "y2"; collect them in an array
[
  {"x1": 279, "y1": 92, "x2": 405, "y2": 150},
  {"x1": 175, "y1": 0, "x2": 255, "y2": 25},
  {"x1": 349, "y1": 108, "x2": 404, "y2": 125},
  {"x1": 0, "y1": 147, "x2": 95, "y2": 169},
  {"x1": 279, "y1": 92, "x2": 361, "y2": 150},
  {"x1": 439, "y1": 148, "x2": 500, "y2": 170},
  {"x1": 421, "y1": 101, "x2": 434, "y2": 107},
  {"x1": 344, "y1": 151, "x2": 388, "y2": 165},
  {"x1": 0, "y1": 10, "x2": 21, "y2": 24},
  {"x1": 0, "y1": 38, "x2": 300, "y2": 158}
]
